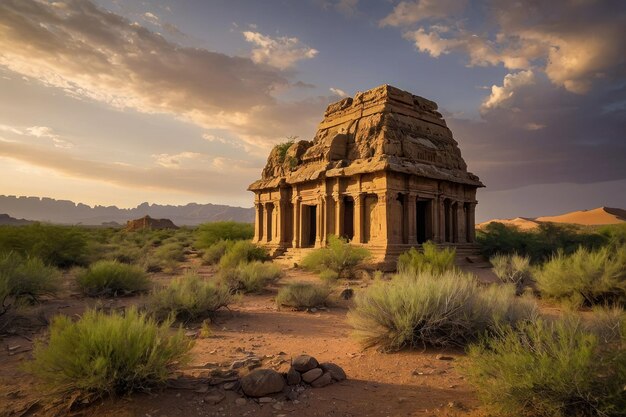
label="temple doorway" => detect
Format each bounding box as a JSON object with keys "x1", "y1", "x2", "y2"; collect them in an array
[{"x1": 343, "y1": 196, "x2": 354, "y2": 241}]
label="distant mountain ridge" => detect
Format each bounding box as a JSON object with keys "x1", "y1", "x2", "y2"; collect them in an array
[
  {"x1": 0, "y1": 195, "x2": 254, "y2": 226},
  {"x1": 478, "y1": 207, "x2": 626, "y2": 230},
  {"x1": 0, "y1": 213, "x2": 35, "y2": 226}
]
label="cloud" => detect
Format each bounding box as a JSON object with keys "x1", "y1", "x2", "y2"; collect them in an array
[
  {"x1": 482, "y1": 70, "x2": 535, "y2": 110},
  {"x1": 329, "y1": 87, "x2": 347, "y2": 97},
  {"x1": 0, "y1": 140, "x2": 256, "y2": 197},
  {"x1": 242, "y1": 31, "x2": 319, "y2": 70},
  {"x1": 143, "y1": 11, "x2": 159, "y2": 25},
  {"x1": 448, "y1": 77, "x2": 626, "y2": 191},
  {"x1": 380, "y1": 0, "x2": 467, "y2": 27},
  {"x1": 0, "y1": 0, "x2": 329, "y2": 151},
  {"x1": 152, "y1": 152, "x2": 202, "y2": 168},
  {"x1": 384, "y1": 0, "x2": 626, "y2": 94}
]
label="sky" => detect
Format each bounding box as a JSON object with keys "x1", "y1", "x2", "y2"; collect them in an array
[{"x1": 0, "y1": 0, "x2": 624, "y2": 222}]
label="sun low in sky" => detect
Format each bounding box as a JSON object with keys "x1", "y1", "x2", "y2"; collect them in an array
[{"x1": 0, "y1": 0, "x2": 624, "y2": 221}]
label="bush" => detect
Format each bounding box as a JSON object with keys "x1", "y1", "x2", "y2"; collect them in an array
[
  {"x1": 28, "y1": 307, "x2": 192, "y2": 401},
  {"x1": 220, "y1": 261, "x2": 282, "y2": 293},
  {"x1": 0, "y1": 224, "x2": 88, "y2": 267},
  {"x1": 202, "y1": 240, "x2": 234, "y2": 265},
  {"x1": 149, "y1": 242, "x2": 186, "y2": 272},
  {"x1": 466, "y1": 315, "x2": 625, "y2": 417},
  {"x1": 148, "y1": 273, "x2": 233, "y2": 321},
  {"x1": 535, "y1": 245, "x2": 626, "y2": 306},
  {"x1": 219, "y1": 240, "x2": 269, "y2": 269},
  {"x1": 397, "y1": 241, "x2": 456, "y2": 274},
  {"x1": 0, "y1": 252, "x2": 61, "y2": 315},
  {"x1": 477, "y1": 222, "x2": 608, "y2": 263},
  {"x1": 195, "y1": 222, "x2": 254, "y2": 249},
  {"x1": 301, "y1": 235, "x2": 370, "y2": 280},
  {"x1": 490, "y1": 253, "x2": 532, "y2": 293},
  {"x1": 76, "y1": 260, "x2": 150, "y2": 296},
  {"x1": 348, "y1": 269, "x2": 537, "y2": 351},
  {"x1": 276, "y1": 282, "x2": 332, "y2": 309}
]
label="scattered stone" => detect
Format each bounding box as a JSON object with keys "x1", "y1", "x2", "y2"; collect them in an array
[
  {"x1": 204, "y1": 391, "x2": 225, "y2": 405},
  {"x1": 240, "y1": 369, "x2": 285, "y2": 397},
  {"x1": 223, "y1": 381, "x2": 239, "y2": 391},
  {"x1": 272, "y1": 402, "x2": 283, "y2": 410},
  {"x1": 319, "y1": 362, "x2": 346, "y2": 381},
  {"x1": 301, "y1": 368, "x2": 323, "y2": 383},
  {"x1": 286, "y1": 390, "x2": 299, "y2": 401},
  {"x1": 286, "y1": 367, "x2": 301, "y2": 386},
  {"x1": 292, "y1": 355, "x2": 318, "y2": 372},
  {"x1": 230, "y1": 360, "x2": 245, "y2": 370},
  {"x1": 436, "y1": 354, "x2": 454, "y2": 361},
  {"x1": 310, "y1": 372, "x2": 332, "y2": 388},
  {"x1": 340, "y1": 288, "x2": 354, "y2": 300},
  {"x1": 258, "y1": 397, "x2": 274, "y2": 404},
  {"x1": 235, "y1": 398, "x2": 247, "y2": 406}
]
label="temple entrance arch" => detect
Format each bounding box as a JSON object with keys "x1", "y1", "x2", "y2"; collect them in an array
[
  {"x1": 343, "y1": 196, "x2": 355, "y2": 241},
  {"x1": 303, "y1": 204, "x2": 317, "y2": 247},
  {"x1": 416, "y1": 199, "x2": 432, "y2": 243}
]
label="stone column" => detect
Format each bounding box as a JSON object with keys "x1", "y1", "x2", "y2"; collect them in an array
[
  {"x1": 315, "y1": 195, "x2": 323, "y2": 247},
  {"x1": 275, "y1": 201, "x2": 284, "y2": 244},
  {"x1": 430, "y1": 198, "x2": 439, "y2": 243},
  {"x1": 353, "y1": 193, "x2": 364, "y2": 244},
  {"x1": 467, "y1": 202, "x2": 477, "y2": 243},
  {"x1": 407, "y1": 192, "x2": 417, "y2": 244},
  {"x1": 253, "y1": 202, "x2": 261, "y2": 243},
  {"x1": 456, "y1": 203, "x2": 466, "y2": 243},
  {"x1": 377, "y1": 191, "x2": 392, "y2": 245},
  {"x1": 292, "y1": 196, "x2": 301, "y2": 248},
  {"x1": 334, "y1": 193, "x2": 343, "y2": 237},
  {"x1": 325, "y1": 194, "x2": 334, "y2": 243}
]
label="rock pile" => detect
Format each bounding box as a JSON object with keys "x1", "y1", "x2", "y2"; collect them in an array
[
  {"x1": 240, "y1": 354, "x2": 346, "y2": 398},
  {"x1": 124, "y1": 215, "x2": 178, "y2": 231}
]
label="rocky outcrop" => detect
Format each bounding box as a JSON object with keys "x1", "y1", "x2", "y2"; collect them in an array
[
  {"x1": 124, "y1": 215, "x2": 178, "y2": 231},
  {"x1": 249, "y1": 84, "x2": 482, "y2": 191}
]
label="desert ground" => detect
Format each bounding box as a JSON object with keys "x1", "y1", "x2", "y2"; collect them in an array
[{"x1": 2, "y1": 253, "x2": 485, "y2": 417}]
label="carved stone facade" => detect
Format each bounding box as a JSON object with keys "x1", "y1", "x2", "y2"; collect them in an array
[{"x1": 248, "y1": 85, "x2": 483, "y2": 266}]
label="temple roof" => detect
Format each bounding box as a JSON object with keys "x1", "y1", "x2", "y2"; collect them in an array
[{"x1": 249, "y1": 84, "x2": 483, "y2": 191}]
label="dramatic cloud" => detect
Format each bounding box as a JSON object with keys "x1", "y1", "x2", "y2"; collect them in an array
[
  {"x1": 242, "y1": 31, "x2": 319, "y2": 70},
  {"x1": 482, "y1": 70, "x2": 535, "y2": 110},
  {"x1": 448, "y1": 77, "x2": 626, "y2": 190},
  {"x1": 0, "y1": 140, "x2": 257, "y2": 197},
  {"x1": 380, "y1": 0, "x2": 467, "y2": 27},
  {"x1": 0, "y1": 0, "x2": 328, "y2": 151},
  {"x1": 0, "y1": 123, "x2": 73, "y2": 148},
  {"x1": 384, "y1": 0, "x2": 626, "y2": 93}
]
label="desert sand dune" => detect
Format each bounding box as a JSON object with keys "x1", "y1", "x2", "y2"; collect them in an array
[{"x1": 478, "y1": 207, "x2": 626, "y2": 230}]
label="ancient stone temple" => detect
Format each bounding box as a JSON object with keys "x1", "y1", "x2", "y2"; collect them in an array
[{"x1": 248, "y1": 85, "x2": 483, "y2": 268}]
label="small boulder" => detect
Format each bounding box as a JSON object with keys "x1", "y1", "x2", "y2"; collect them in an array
[
  {"x1": 301, "y1": 368, "x2": 323, "y2": 383},
  {"x1": 240, "y1": 369, "x2": 285, "y2": 397},
  {"x1": 292, "y1": 355, "x2": 318, "y2": 372},
  {"x1": 320, "y1": 362, "x2": 347, "y2": 381},
  {"x1": 310, "y1": 372, "x2": 332, "y2": 388},
  {"x1": 286, "y1": 367, "x2": 301, "y2": 385}
]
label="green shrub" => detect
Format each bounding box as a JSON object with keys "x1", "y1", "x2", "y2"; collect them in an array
[
  {"x1": 150, "y1": 242, "x2": 186, "y2": 272},
  {"x1": 535, "y1": 245, "x2": 626, "y2": 306},
  {"x1": 276, "y1": 282, "x2": 332, "y2": 309},
  {"x1": 477, "y1": 222, "x2": 608, "y2": 263},
  {"x1": 148, "y1": 273, "x2": 233, "y2": 321},
  {"x1": 301, "y1": 235, "x2": 370, "y2": 279},
  {"x1": 397, "y1": 241, "x2": 456, "y2": 274},
  {"x1": 0, "y1": 252, "x2": 61, "y2": 317},
  {"x1": 28, "y1": 307, "x2": 192, "y2": 401},
  {"x1": 490, "y1": 253, "x2": 532, "y2": 293},
  {"x1": 466, "y1": 316, "x2": 625, "y2": 417},
  {"x1": 195, "y1": 222, "x2": 254, "y2": 249},
  {"x1": 76, "y1": 260, "x2": 150, "y2": 296},
  {"x1": 274, "y1": 140, "x2": 294, "y2": 163},
  {"x1": 202, "y1": 240, "x2": 234, "y2": 265},
  {"x1": 0, "y1": 223, "x2": 88, "y2": 267},
  {"x1": 219, "y1": 240, "x2": 269, "y2": 269},
  {"x1": 220, "y1": 261, "x2": 282, "y2": 293},
  {"x1": 348, "y1": 269, "x2": 537, "y2": 351}
]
